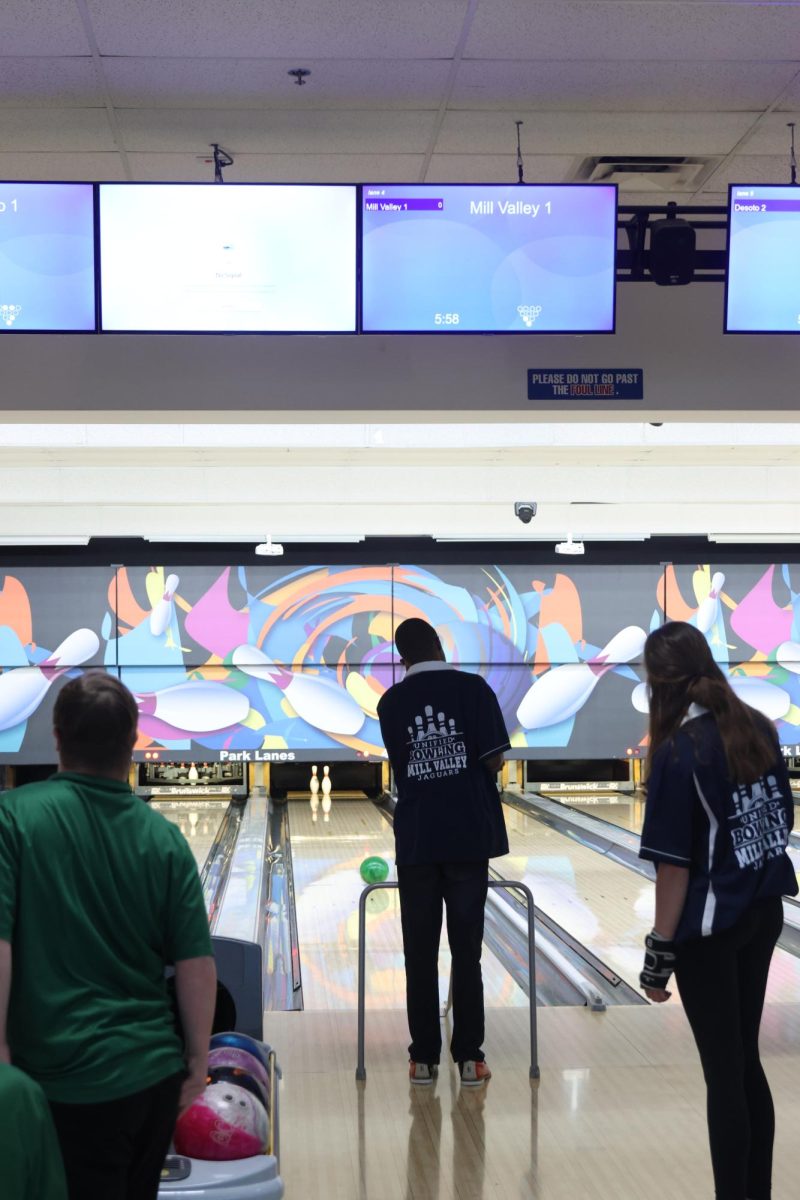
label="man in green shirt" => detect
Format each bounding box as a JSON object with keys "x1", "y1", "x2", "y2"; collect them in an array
[
  {"x1": 0, "y1": 1062, "x2": 68, "y2": 1199},
  {"x1": 0, "y1": 673, "x2": 218, "y2": 1200}
]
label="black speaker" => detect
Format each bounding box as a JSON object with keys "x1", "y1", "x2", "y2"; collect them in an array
[{"x1": 648, "y1": 216, "x2": 696, "y2": 285}]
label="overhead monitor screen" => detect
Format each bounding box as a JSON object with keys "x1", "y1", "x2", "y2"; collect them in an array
[
  {"x1": 99, "y1": 184, "x2": 357, "y2": 332},
  {"x1": 726, "y1": 185, "x2": 800, "y2": 332},
  {"x1": 360, "y1": 183, "x2": 617, "y2": 332},
  {"x1": 0, "y1": 183, "x2": 96, "y2": 332}
]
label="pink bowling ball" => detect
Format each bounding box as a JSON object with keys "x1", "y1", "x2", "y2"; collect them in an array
[
  {"x1": 207, "y1": 1047, "x2": 270, "y2": 1096},
  {"x1": 174, "y1": 1081, "x2": 267, "y2": 1161}
]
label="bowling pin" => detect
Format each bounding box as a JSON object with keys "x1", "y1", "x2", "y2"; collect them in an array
[
  {"x1": 188, "y1": 762, "x2": 199, "y2": 784},
  {"x1": 631, "y1": 676, "x2": 791, "y2": 722},
  {"x1": 0, "y1": 627, "x2": 100, "y2": 733},
  {"x1": 695, "y1": 572, "x2": 725, "y2": 635},
  {"x1": 776, "y1": 641, "x2": 800, "y2": 676},
  {"x1": 150, "y1": 573, "x2": 180, "y2": 637},
  {"x1": 135, "y1": 680, "x2": 249, "y2": 734},
  {"x1": 310, "y1": 764, "x2": 320, "y2": 795},
  {"x1": 231, "y1": 645, "x2": 365, "y2": 736},
  {"x1": 321, "y1": 765, "x2": 332, "y2": 796},
  {"x1": 517, "y1": 626, "x2": 647, "y2": 731}
]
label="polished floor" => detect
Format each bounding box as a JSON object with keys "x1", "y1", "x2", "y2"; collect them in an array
[
  {"x1": 269, "y1": 1002, "x2": 800, "y2": 1200},
  {"x1": 290, "y1": 798, "x2": 527, "y2": 1012},
  {"x1": 287, "y1": 795, "x2": 800, "y2": 1007},
  {"x1": 160, "y1": 793, "x2": 800, "y2": 1196}
]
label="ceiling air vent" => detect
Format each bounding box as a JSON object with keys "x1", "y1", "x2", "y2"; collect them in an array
[{"x1": 570, "y1": 155, "x2": 719, "y2": 192}]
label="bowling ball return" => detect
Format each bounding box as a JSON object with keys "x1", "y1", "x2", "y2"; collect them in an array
[
  {"x1": 159, "y1": 1154, "x2": 283, "y2": 1198},
  {"x1": 158, "y1": 1040, "x2": 283, "y2": 1200}
]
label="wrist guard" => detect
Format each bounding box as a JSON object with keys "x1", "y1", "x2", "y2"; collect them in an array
[{"x1": 640, "y1": 930, "x2": 677, "y2": 990}]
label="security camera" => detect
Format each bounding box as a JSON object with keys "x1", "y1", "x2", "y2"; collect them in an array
[{"x1": 514, "y1": 502, "x2": 537, "y2": 524}]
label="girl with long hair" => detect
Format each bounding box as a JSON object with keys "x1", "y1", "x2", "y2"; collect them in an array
[{"x1": 639, "y1": 620, "x2": 797, "y2": 1200}]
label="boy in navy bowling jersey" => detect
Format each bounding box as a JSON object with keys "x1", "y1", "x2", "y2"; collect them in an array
[
  {"x1": 638, "y1": 621, "x2": 796, "y2": 1200},
  {"x1": 377, "y1": 618, "x2": 510, "y2": 1086}
]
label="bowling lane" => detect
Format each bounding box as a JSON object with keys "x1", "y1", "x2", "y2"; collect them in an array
[
  {"x1": 288, "y1": 798, "x2": 526, "y2": 1013},
  {"x1": 529, "y1": 789, "x2": 800, "y2": 887},
  {"x1": 150, "y1": 798, "x2": 231, "y2": 871},
  {"x1": 498, "y1": 800, "x2": 800, "y2": 1001},
  {"x1": 534, "y1": 790, "x2": 645, "y2": 834}
]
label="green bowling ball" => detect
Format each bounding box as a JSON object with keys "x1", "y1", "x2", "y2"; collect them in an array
[{"x1": 359, "y1": 855, "x2": 390, "y2": 884}]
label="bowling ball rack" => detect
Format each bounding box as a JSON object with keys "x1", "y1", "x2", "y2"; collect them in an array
[{"x1": 158, "y1": 1043, "x2": 283, "y2": 1200}]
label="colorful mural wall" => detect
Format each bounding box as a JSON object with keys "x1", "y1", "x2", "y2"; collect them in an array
[{"x1": 0, "y1": 562, "x2": 797, "y2": 762}]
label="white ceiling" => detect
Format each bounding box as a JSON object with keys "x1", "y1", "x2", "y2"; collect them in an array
[
  {"x1": 0, "y1": 0, "x2": 798, "y2": 198},
  {"x1": 1, "y1": 1, "x2": 799, "y2": 544}
]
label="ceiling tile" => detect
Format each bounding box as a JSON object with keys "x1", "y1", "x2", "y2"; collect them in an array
[
  {"x1": 465, "y1": 1, "x2": 800, "y2": 63},
  {"x1": 115, "y1": 108, "x2": 437, "y2": 154},
  {"x1": 451, "y1": 59, "x2": 799, "y2": 113},
  {"x1": 0, "y1": 110, "x2": 116, "y2": 152},
  {"x1": 425, "y1": 154, "x2": 576, "y2": 183},
  {"x1": 436, "y1": 110, "x2": 758, "y2": 157},
  {"x1": 104, "y1": 56, "x2": 450, "y2": 109},
  {"x1": 777, "y1": 70, "x2": 800, "y2": 109},
  {"x1": 738, "y1": 110, "x2": 800, "y2": 154},
  {"x1": 0, "y1": 58, "x2": 102, "y2": 108},
  {"x1": 1, "y1": 0, "x2": 91, "y2": 55},
  {"x1": 85, "y1": 0, "x2": 469, "y2": 58},
  {"x1": 699, "y1": 154, "x2": 797, "y2": 192},
  {"x1": 126, "y1": 152, "x2": 425, "y2": 182},
  {"x1": 0, "y1": 152, "x2": 127, "y2": 180}
]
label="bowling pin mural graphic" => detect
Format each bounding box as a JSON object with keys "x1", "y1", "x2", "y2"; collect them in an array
[
  {"x1": 150, "y1": 573, "x2": 180, "y2": 637},
  {"x1": 632, "y1": 675, "x2": 792, "y2": 722},
  {"x1": 517, "y1": 626, "x2": 647, "y2": 731},
  {"x1": 695, "y1": 571, "x2": 725, "y2": 636},
  {"x1": 232, "y1": 645, "x2": 366, "y2": 737},
  {"x1": 0, "y1": 628, "x2": 100, "y2": 733},
  {"x1": 134, "y1": 680, "x2": 250, "y2": 741}
]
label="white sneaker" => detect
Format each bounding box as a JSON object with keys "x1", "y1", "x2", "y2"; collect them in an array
[
  {"x1": 459, "y1": 1060, "x2": 492, "y2": 1087},
  {"x1": 408, "y1": 1061, "x2": 438, "y2": 1085}
]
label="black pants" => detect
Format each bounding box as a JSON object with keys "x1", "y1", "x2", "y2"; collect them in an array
[
  {"x1": 49, "y1": 1071, "x2": 184, "y2": 1200},
  {"x1": 674, "y1": 898, "x2": 783, "y2": 1200},
  {"x1": 397, "y1": 860, "x2": 488, "y2": 1064}
]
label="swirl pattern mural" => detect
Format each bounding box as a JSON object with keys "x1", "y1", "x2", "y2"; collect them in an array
[{"x1": 0, "y1": 561, "x2": 797, "y2": 761}]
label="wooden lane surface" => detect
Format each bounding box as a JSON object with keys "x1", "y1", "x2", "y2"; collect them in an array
[
  {"x1": 289, "y1": 799, "x2": 526, "y2": 1012},
  {"x1": 266, "y1": 1002, "x2": 800, "y2": 1200},
  {"x1": 150, "y1": 798, "x2": 229, "y2": 870},
  {"x1": 498, "y1": 800, "x2": 800, "y2": 1001}
]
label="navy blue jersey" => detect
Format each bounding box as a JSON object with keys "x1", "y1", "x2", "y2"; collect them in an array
[
  {"x1": 640, "y1": 707, "x2": 797, "y2": 943},
  {"x1": 377, "y1": 663, "x2": 510, "y2": 866}
]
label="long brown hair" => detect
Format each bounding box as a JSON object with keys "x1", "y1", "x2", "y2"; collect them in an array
[{"x1": 644, "y1": 621, "x2": 777, "y2": 785}]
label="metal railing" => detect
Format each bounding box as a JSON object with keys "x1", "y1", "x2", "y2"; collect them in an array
[{"x1": 355, "y1": 878, "x2": 539, "y2": 1082}]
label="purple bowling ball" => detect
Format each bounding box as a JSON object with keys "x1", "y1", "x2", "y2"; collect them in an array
[
  {"x1": 209, "y1": 1031, "x2": 270, "y2": 1071},
  {"x1": 207, "y1": 1047, "x2": 270, "y2": 1096}
]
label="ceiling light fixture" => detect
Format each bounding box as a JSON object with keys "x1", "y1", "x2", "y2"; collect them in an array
[
  {"x1": 554, "y1": 533, "x2": 585, "y2": 556},
  {"x1": 254, "y1": 535, "x2": 284, "y2": 557}
]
